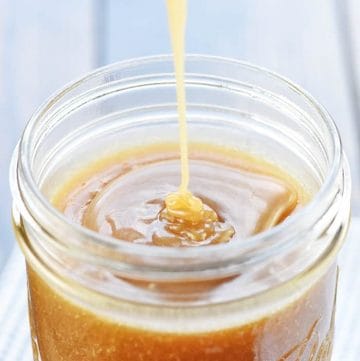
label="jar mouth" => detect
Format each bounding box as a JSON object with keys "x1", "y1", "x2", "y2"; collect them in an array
[{"x1": 12, "y1": 54, "x2": 345, "y2": 277}]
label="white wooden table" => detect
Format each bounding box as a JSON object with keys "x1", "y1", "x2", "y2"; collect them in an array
[{"x1": 0, "y1": 1, "x2": 359, "y2": 359}]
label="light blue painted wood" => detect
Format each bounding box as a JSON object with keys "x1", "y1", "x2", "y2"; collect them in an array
[
  {"x1": 105, "y1": 0, "x2": 359, "y2": 205},
  {"x1": 347, "y1": 0, "x2": 360, "y2": 98},
  {"x1": 105, "y1": 0, "x2": 252, "y2": 60},
  {"x1": 106, "y1": 0, "x2": 170, "y2": 60},
  {"x1": 0, "y1": 0, "x2": 97, "y2": 269}
]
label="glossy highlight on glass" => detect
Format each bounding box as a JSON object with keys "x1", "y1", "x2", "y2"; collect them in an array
[{"x1": 10, "y1": 56, "x2": 351, "y2": 361}]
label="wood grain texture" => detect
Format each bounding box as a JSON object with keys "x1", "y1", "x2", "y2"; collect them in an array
[
  {"x1": 0, "y1": 0, "x2": 14, "y2": 269},
  {"x1": 0, "y1": 0, "x2": 96, "y2": 268},
  {"x1": 346, "y1": 0, "x2": 360, "y2": 100},
  {"x1": 335, "y1": 0, "x2": 360, "y2": 209},
  {"x1": 336, "y1": 225, "x2": 360, "y2": 360}
]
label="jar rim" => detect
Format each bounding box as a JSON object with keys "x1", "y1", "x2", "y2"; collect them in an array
[{"x1": 12, "y1": 54, "x2": 345, "y2": 275}]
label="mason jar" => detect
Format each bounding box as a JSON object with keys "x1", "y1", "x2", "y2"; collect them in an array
[{"x1": 10, "y1": 55, "x2": 351, "y2": 361}]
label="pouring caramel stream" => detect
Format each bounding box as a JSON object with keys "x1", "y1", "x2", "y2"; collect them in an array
[
  {"x1": 165, "y1": 0, "x2": 209, "y2": 222},
  {"x1": 163, "y1": 0, "x2": 237, "y2": 242}
]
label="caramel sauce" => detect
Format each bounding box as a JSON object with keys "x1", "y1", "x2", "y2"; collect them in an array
[
  {"x1": 26, "y1": 144, "x2": 336, "y2": 361},
  {"x1": 27, "y1": 262, "x2": 336, "y2": 361},
  {"x1": 53, "y1": 144, "x2": 305, "y2": 247},
  {"x1": 24, "y1": 1, "x2": 337, "y2": 360},
  {"x1": 164, "y1": 0, "x2": 222, "y2": 230}
]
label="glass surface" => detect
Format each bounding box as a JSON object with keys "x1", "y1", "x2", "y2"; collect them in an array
[{"x1": 11, "y1": 56, "x2": 350, "y2": 361}]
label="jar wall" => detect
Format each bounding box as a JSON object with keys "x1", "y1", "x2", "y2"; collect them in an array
[
  {"x1": 11, "y1": 56, "x2": 350, "y2": 361},
  {"x1": 26, "y1": 262, "x2": 338, "y2": 361}
]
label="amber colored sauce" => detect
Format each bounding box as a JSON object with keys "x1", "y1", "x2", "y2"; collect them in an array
[
  {"x1": 53, "y1": 144, "x2": 305, "y2": 246},
  {"x1": 27, "y1": 143, "x2": 336, "y2": 360},
  {"x1": 164, "y1": 0, "x2": 216, "y2": 226},
  {"x1": 166, "y1": 0, "x2": 189, "y2": 193},
  {"x1": 28, "y1": 259, "x2": 336, "y2": 361},
  {"x1": 25, "y1": 2, "x2": 336, "y2": 360}
]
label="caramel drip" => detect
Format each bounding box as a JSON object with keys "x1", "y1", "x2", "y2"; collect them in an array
[
  {"x1": 55, "y1": 146, "x2": 304, "y2": 247},
  {"x1": 165, "y1": 0, "x2": 228, "y2": 240}
]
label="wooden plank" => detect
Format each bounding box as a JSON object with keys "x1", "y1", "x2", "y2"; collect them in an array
[
  {"x1": 346, "y1": 0, "x2": 360, "y2": 101},
  {"x1": 0, "y1": 0, "x2": 97, "y2": 268},
  {"x1": 105, "y1": 0, "x2": 359, "y2": 205},
  {"x1": 0, "y1": 0, "x2": 14, "y2": 268},
  {"x1": 105, "y1": 0, "x2": 169, "y2": 60},
  {"x1": 335, "y1": 0, "x2": 360, "y2": 210},
  {"x1": 335, "y1": 217, "x2": 360, "y2": 360}
]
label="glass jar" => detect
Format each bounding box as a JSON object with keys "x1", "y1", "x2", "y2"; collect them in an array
[{"x1": 11, "y1": 55, "x2": 351, "y2": 361}]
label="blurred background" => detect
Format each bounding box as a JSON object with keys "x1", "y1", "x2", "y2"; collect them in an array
[{"x1": 0, "y1": 0, "x2": 359, "y2": 359}]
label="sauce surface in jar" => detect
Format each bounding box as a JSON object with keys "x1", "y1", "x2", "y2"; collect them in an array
[
  {"x1": 54, "y1": 144, "x2": 306, "y2": 246},
  {"x1": 27, "y1": 143, "x2": 336, "y2": 361}
]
